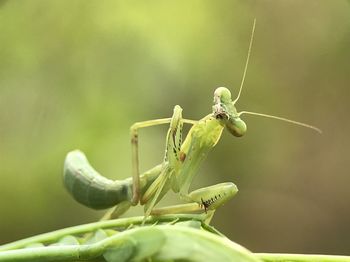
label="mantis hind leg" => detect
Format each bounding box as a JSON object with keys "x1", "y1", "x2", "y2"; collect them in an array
[
  {"x1": 100, "y1": 201, "x2": 132, "y2": 220},
  {"x1": 103, "y1": 164, "x2": 163, "y2": 220}
]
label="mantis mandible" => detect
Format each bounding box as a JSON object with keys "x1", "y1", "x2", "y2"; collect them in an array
[{"x1": 63, "y1": 19, "x2": 321, "y2": 221}]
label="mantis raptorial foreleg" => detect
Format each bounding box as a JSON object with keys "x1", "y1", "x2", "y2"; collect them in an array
[
  {"x1": 130, "y1": 106, "x2": 197, "y2": 217},
  {"x1": 140, "y1": 106, "x2": 238, "y2": 220},
  {"x1": 130, "y1": 114, "x2": 197, "y2": 204},
  {"x1": 148, "y1": 182, "x2": 238, "y2": 224},
  {"x1": 150, "y1": 183, "x2": 238, "y2": 215}
]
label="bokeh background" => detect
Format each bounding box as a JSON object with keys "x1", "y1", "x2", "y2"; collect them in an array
[{"x1": 1, "y1": 0, "x2": 349, "y2": 255}]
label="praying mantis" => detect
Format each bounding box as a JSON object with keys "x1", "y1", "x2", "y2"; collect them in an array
[{"x1": 63, "y1": 19, "x2": 321, "y2": 222}]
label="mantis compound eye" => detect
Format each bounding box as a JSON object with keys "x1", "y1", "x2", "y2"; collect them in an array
[{"x1": 226, "y1": 117, "x2": 247, "y2": 137}]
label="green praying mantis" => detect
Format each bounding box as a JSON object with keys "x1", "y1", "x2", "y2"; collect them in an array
[
  {"x1": 0, "y1": 19, "x2": 329, "y2": 262},
  {"x1": 63, "y1": 19, "x2": 321, "y2": 222}
]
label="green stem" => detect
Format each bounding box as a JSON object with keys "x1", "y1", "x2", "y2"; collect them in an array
[
  {"x1": 0, "y1": 225, "x2": 261, "y2": 262},
  {"x1": 256, "y1": 253, "x2": 350, "y2": 262},
  {"x1": 0, "y1": 214, "x2": 206, "y2": 251}
]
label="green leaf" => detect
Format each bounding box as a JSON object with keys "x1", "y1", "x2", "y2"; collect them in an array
[
  {"x1": 85, "y1": 229, "x2": 109, "y2": 245},
  {"x1": 49, "y1": 235, "x2": 79, "y2": 246},
  {"x1": 103, "y1": 238, "x2": 135, "y2": 262}
]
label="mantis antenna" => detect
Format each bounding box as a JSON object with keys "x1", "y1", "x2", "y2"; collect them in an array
[
  {"x1": 232, "y1": 18, "x2": 256, "y2": 105},
  {"x1": 238, "y1": 111, "x2": 322, "y2": 134},
  {"x1": 232, "y1": 18, "x2": 321, "y2": 134}
]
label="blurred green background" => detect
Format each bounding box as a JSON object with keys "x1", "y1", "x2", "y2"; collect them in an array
[{"x1": 0, "y1": 0, "x2": 349, "y2": 255}]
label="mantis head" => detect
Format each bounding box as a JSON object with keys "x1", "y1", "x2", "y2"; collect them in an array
[
  {"x1": 211, "y1": 20, "x2": 321, "y2": 136},
  {"x1": 212, "y1": 86, "x2": 322, "y2": 136},
  {"x1": 213, "y1": 87, "x2": 247, "y2": 137}
]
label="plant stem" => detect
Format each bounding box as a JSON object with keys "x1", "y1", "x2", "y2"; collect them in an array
[
  {"x1": 0, "y1": 225, "x2": 261, "y2": 262},
  {"x1": 0, "y1": 214, "x2": 206, "y2": 251},
  {"x1": 256, "y1": 253, "x2": 350, "y2": 262}
]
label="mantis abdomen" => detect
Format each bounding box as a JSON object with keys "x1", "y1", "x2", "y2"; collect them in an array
[{"x1": 63, "y1": 150, "x2": 133, "y2": 209}]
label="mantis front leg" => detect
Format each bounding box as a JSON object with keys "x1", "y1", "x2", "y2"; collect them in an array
[
  {"x1": 150, "y1": 182, "x2": 238, "y2": 222},
  {"x1": 129, "y1": 106, "x2": 196, "y2": 210},
  {"x1": 137, "y1": 108, "x2": 238, "y2": 220}
]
